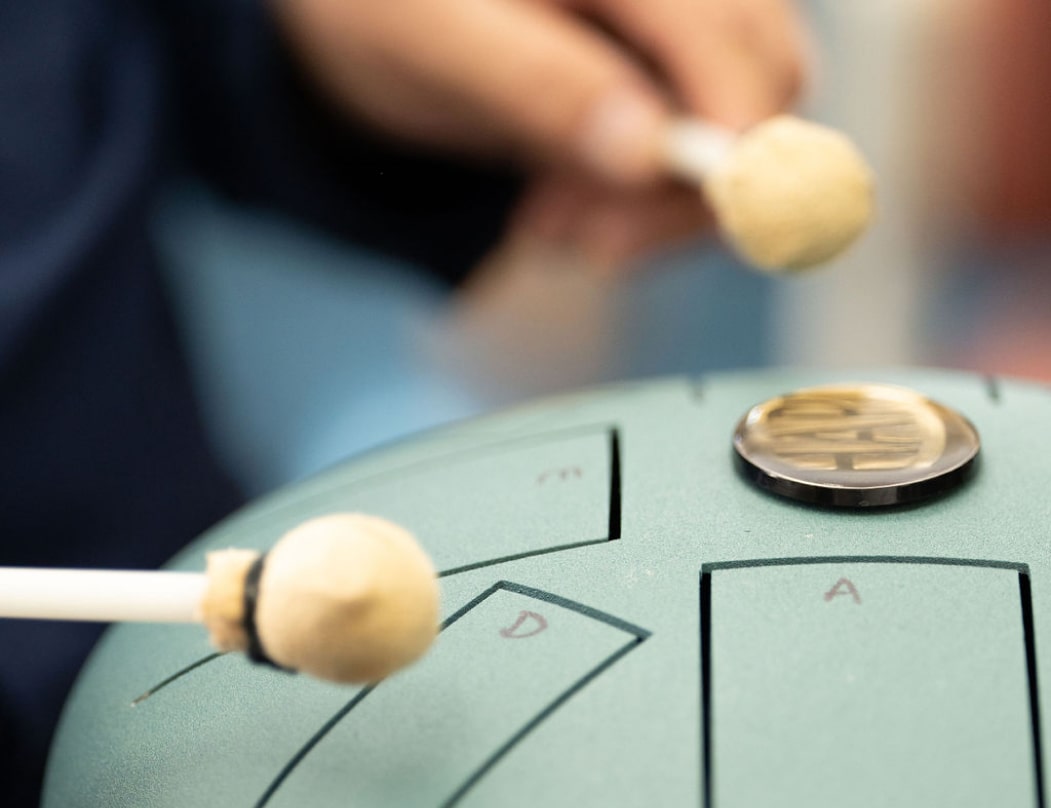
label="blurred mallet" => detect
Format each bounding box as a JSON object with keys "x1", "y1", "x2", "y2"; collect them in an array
[
  {"x1": 663, "y1": 114, "x2": 875, "y2": 271},
  {"x1": 0, "y1": 513, "x2": 440, "y2": 684}
]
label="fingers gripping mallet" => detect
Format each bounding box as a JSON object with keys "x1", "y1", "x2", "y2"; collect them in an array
[{"x1": 0, "y1": 513, "x2": 440, "y2": 684}]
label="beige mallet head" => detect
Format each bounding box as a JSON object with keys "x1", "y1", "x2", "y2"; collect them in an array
[
  {"x1": 200, "y1": 513, "x2": 440, "y2": 684},
  {"x1": 665, "y1": 115, "x2": 875, "y2": 272}
]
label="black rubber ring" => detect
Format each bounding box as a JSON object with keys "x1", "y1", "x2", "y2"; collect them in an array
[{"x1": 242, "y1": 553, "x2": 286, "y2": 670}]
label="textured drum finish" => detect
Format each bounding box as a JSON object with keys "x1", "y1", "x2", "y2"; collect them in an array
[{"x1": 44, "y1": 370, "x2": 1051, "y2": 808}]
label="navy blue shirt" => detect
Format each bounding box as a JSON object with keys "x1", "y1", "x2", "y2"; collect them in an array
[{"x1": 0, "y1": 1, "x2": 516, "y2": 802}]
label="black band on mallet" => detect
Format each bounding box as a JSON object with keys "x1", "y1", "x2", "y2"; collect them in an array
[{"x1": 242, "y1": 552, "x2": 284, "y2": 669}]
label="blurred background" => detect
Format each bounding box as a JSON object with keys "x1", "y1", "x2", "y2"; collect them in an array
[{"x1": 155, "y1": 0, "x2": 1051, "y2": 497}]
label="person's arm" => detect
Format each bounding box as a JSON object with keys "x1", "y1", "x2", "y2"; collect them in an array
[{"x1": 158, "y1": 0, "x2": 810, "y2": 278}]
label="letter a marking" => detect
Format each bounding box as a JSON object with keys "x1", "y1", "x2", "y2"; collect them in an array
[{"x1": 824, "y1": 577, "x2": 862, "y2": 604}]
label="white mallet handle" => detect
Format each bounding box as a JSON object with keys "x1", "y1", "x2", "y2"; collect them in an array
[
  {"x1": 0, "y1": 567, "x2": 207, "y2": 623},
  {"x1": 663, "y1": 119, "x2": 736, "y2": 184}
]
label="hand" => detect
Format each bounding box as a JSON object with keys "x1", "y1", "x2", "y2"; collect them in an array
[{"x1": 275, "y1": 0, "x2": 810, "y2": 270}]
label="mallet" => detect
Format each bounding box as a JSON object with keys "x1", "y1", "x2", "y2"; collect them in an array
[
  {"x1": 0, "y1": 513, "x2": 440, "y2": 684},
  {"x1": 663, "y1": 114, "x2": 875, "y2": 272}
]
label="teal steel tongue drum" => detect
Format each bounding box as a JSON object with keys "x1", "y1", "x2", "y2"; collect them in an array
[{"x1": 45, "y1": 368, "x2": 1050, "y2": 808}]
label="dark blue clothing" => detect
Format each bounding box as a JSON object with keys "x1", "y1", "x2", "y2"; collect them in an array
[{"x1": 0, "y1": 1, "x2": 516, "y2": 803}]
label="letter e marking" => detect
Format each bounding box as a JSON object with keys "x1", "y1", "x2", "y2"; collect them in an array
[{"x1": 537, "y1": 467, "x2": 583, "y2": 485}]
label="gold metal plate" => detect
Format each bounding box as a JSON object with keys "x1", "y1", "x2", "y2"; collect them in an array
[{"x1": 733, "y1": 383, "x2": 980, "y2": 507}]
